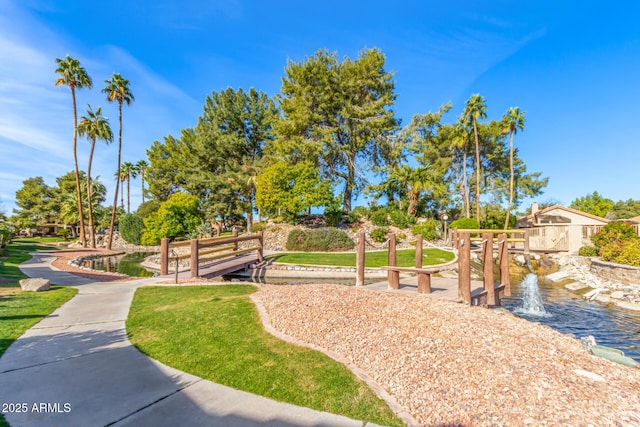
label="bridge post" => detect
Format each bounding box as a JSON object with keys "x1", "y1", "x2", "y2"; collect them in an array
[
  {"x1": 458, "y1": 231, "x2": 471, "y2": 304},
  {"x1": 256, "y1": 231, "x2": 264, "y2": 262},
  {"x1": 415, "y1": 234, "x2": 423, "y2": 269},
  {"x1": 387, "y1": 233, "x2": 399, "y2": 289},
  {"x1": 190, "y1": 238, "x2": 199, "y2": 278},
  {"x1": 524, "y1": 229, "x2": 530, "y2": 254},
  {"x1": 232, "y1": 227, "x2": 238, "y2": 251},
  {"x1": 498, "y1": 233, "x2": 511, "y2": 296},
  {"x1": 483, "y1": 233, "x2": 496, "y2": 306},
  {"x1": 356, "y1": 231, "x2": 365, "y2": 286},
  {"x1": 160, "y1": 238, "x2": 169, "y2": 276}
]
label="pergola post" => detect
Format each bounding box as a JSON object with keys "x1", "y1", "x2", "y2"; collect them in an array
[
  {"x1": 458, "y1": 231, "x2": 471, "y2": 304},
  {"x1": 387, "y1": 233, "x2": 399, "y2": 289}
]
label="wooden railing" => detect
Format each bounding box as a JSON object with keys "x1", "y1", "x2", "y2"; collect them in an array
[
  {"x1": 456, "y1": 231, "x2": 511, "y2": 306},
  {"x1": 452, "y1": 228, "x2": 531, "y2": 254},
  {"x1": 160, "y1": 230, "x2": 264, "y2": 278}
]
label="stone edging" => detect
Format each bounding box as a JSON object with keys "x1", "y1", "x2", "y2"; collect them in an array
[{"x1": 249, "y1": 291, "x2": 418, "y2": 427}]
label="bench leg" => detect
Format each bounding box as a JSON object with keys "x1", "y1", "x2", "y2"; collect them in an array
[{"x1": 418, "y1": 273, "x2": 431, "y2": 294}]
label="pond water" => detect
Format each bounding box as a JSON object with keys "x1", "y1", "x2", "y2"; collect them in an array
[
  {"x1": 80, "y1": 252, "x2": 157, "y2": 277},
  {"x1": 502, "y1": 273, "x2": 640, "y2": 362}
]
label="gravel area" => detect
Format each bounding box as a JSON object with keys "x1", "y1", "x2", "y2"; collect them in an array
[{"x1": 255, "y1": 284, "x2": 640, "y2": 426}]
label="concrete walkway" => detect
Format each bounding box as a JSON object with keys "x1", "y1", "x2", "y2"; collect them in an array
[{"x1": 0, "y1": 252, "x2": 384, "y2": 426}]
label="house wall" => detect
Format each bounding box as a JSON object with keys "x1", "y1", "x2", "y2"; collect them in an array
[{"x1": 538, "y1": 208, "x2": 608, "y2": 226}]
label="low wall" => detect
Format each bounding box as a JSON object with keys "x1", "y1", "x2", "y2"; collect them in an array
[{"x1": 590, "y1": 259, "x2": 640, "y2": 285}]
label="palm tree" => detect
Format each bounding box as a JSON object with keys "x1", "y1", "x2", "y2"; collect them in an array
[
  {"x1": 77, "y1": 105, "x2": 113, "y2": 248},
  {"x1": 120, "y1": 162, "x2": 137, "y2": 213},
  {"x1": 114, "y1": 170, "x2": 124, "y2": 210},
  {"x1": 55, "y1": 55, "x2": 92, "y2": 247},
  {"x1": 463, "y1": 94, "x2": 487, "y2": 226},
  {"x1": 135, "y1": 160, "x2": 149, "y2": 205},
  {"x1": 103, "y1": 73, "x2": 134, "y2": 249},
  {"x1": 391, "y1": 165, "x2": 434, "y2": 217},
  {"x1": 502, "y1": 107, "x2": 526, "y2": 229}
]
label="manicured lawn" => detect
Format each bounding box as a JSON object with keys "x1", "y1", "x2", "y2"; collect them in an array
[
  {"x1": 270, "y1": 248, "x2": 455, "y2": 268},
  {"x1": 127, "y1": 286, "x2": 403, "y2": 427},
  {"x1": 0, "y1": 241, "x2": 77, "y2": 427}
]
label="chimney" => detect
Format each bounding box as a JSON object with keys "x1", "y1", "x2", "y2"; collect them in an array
[{"x1": 531, "y1": 202, "x2": 539, "y2": 215}]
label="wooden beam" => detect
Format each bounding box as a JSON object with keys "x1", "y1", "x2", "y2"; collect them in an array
[
  {"x1": 190, "y1": 238, "x2": 199, "y2": 278},
  {"x1": 415, "y1": 234, "x2": 423, "y2": 269},
  {"x1": 387, "y1": 233, "x2": 399, "y2": 289},
  {"x1": 160, "y1": 238, "x2": 169, "y2": 276},
  {"x1": 483, "y1": 233, "x2": 496, "y2": 306},
  {"x1": 458, "y1": 231, "x2": 471, "y2": 305},
  {"x1": 417, "y1": 273, "x2": 431, "y2": 294},
  {"x1": 356, "y1": 231, "x2": 365, "y2": 286},
  {"x1": 498, "y1": 233, "x2": 511, "y2": 296}
]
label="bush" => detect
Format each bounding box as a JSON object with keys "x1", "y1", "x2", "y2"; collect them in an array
[
  {"x1": 324, "y1": 210, "x2": 343, "y2": 227},
  {"x1": 285, "y1": 228, "x2": 355, "y2": 252},
  {"x1": 389, "y1": 208, "x2": 416, "y2": 229},
  {"x1": 600, "y1": 240, "x2": 640, "y2": 266},
  {"x1": 449, "y1": 217, "x2": 479, "y2": 230},
  {"x1": 591, "y1": 222, "x2": 637, "y2": 250},
  {"x1": 135, "y1": 200, "x2": 161, "y2": 219},
  {"x1": 370, "y1": 227, "x2": 389, "y2": 243},
  {"x1": 411, "y1": 220, "x2": 440, "y2": 241},
  {"x1": 120, "y1": 214, "x2": 145, "y2": 245},
  {"x1": 351, "y1": 206, "x2": 370, "y2": 219},
  {"x1": 251, "y1": 222, "x2": 266, "y2": 232},
  {"x1": 578, "y1": 246, "x2": 598, "y2": 257},
  {"x1": 141, "y1": 192, "x2": 203, "y2": 245},
  {"x1": 370, "y1": 209, "x2": 389, "y2": 227}
]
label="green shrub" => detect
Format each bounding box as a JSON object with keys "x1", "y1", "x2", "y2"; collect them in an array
[
  {"x1": 120, "y1": 214, "x2": 145, "y2": 245},
  {"x1": 324, "y1": 210, "x2": 343, "y2": 227},
  {"x1": 450, "y1": 217, "x2": 479, "y2": 230},
  {"x1": 56, "y1": 228, "x2": 70, "y2": 240},
  {"x1": 370, "y1": 209, "x2": 389, "y2": 227},
  {"x1": 285, "y1": 228, "x2": 355, "y2": 252},
  {"x1": 250, "y1": 222, "x2": 266, "y2": 232},
  {"x1": 411, "y1": 220, "x2": 440, "y2": 241},
  {"x1": 578, "y1": 246, "x2": 598, "y2": 257},
  {"x1": 370, "y1": 227, "x2": 389, "y2": 243},
  {"x1": 136, "y1": 200, "x2": 161, "y2": 219},
  {"x1": 388, "y1": 209, "x2": 416, "y2": 229},
  {"x1": 612, "y1": 240, "x2": 640, "y2": 266},
  {"x1": 141, "y1": 192, "x2": 203, "y2": 245},
  {"x1": 351, "y1": 206, "x2": 370, "y2": 219},
  {"x1": 397, "y1": 232, "x2": 407, "y2": 240},
  {"x1": 591, "y1": 222, "x2": 637, "y2": 250}
]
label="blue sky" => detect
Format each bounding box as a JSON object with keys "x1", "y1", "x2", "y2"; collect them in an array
[{"x1": 1, "y1": 0, "x2": 639, "y2": 216}]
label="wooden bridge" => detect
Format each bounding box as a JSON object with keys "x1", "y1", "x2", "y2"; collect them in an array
[{"x1": 159, "y1": 231, "x2": 264, "y2": 281}]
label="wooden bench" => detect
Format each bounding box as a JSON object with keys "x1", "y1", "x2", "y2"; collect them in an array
[
  {"x1": 471, "y1": 284, "x2": 506, "y2": 307},
  {"x1": 380, "y1": 266, "x2": 453, "y2": 294}
]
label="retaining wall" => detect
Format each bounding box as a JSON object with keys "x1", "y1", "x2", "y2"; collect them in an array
[{"x1": 590, "y1": 258, "x2": 640, "y2": 285}]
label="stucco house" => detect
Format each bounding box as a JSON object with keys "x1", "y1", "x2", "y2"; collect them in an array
[{"x1": 517, "y1": 203, "x2": 609, "y2": 254}]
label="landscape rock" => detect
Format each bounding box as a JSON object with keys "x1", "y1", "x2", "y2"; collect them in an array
[
  {"x1": 19, "y1": 278, "x2": 51, "y2": 292},
  {"x1": 610, "y1": 291, "x2": 625, "y2": 300}
]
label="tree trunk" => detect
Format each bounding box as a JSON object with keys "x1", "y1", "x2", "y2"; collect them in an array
[
  {"x1": 407, "y1": 190, "x2": 419, "y2": 217},
  {"x1": 107, "y1": 102, "x2": 123, "y2": 250},
  {"x1": 473, "y1": 119, "x2": 481, "y2": 226},
  {"x1": 504, "y1": 131, "x2": 515, "y2": 229},
  {"x1": 141, "y1": 170, "x2": 145, "y2": 204},
  {"x1": 343, "y1": 155, "x2": 356, "y2": 213},
  {"x1": 127, "y1": 177, "x2": 131, "y2": 213},
  {"x1": 71, "y1": 87, "x2": 87, "y2": 247},
  {"x1": 86, "y1": 139, "x2": 97, "y2": 248},
  {"x1": 463, "y1": 152, "x2": 470, "y2": 218}
]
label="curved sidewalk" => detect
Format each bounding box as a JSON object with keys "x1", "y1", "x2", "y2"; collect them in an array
[{"x1": 0, "y1": 253, "x2": 384, "y2": 427}]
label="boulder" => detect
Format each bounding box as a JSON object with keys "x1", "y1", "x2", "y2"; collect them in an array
[
  {"x1": 611, "y1": 291, "x2": 625, "y2": 300},
  {"x1": 19, "y1": 278, "x2": 51, "y2": 292}
]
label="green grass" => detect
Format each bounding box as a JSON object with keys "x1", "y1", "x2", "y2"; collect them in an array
[
  {"x1": 0, "y1": 240, "x2": 77, "y2": 427},
  {"x1": 270, "y1": 248, "x2": 455, "y2": 268},
  {"x1": 127, "y1": 286, "x2": 404, "y2": 427},
  {"x1": 10, "y1": 237, "x2": 67, "y2": 244}
]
